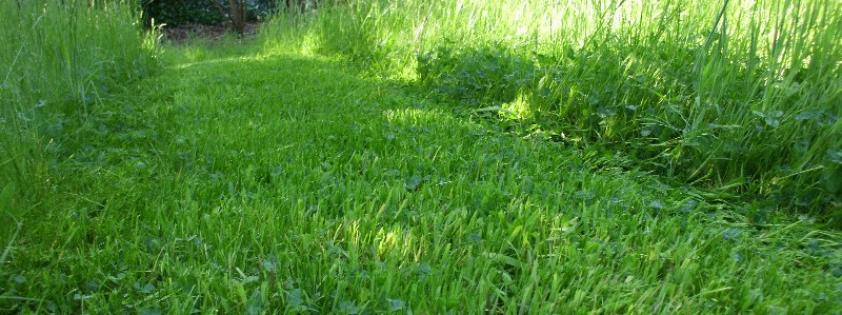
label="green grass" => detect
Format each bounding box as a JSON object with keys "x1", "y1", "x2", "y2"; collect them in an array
[
  {"x1": 262, "y1": 0, "x2": 842, "y2": 218},
  {"x1": 2, "y1": 37, "x2": 841, "y2": 313},
  {"x1": 1, "y1": 0, "x2": 159, "y2": 229},
  {"x1": 2, "y1": 0, "x2": 842, "y2": 313}
]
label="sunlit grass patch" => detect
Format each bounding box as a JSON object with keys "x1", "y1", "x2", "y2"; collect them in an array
[
  {"x1": 261, "y1": 0, "x2": 842, "y2": 219},
  {"x1": 1, "y1": 0, "x2": 841, "y2": 313}
]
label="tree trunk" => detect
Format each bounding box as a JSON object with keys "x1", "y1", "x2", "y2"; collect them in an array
[{"x1": 228, "y1": 0, "x2": 245, "y2": 35}]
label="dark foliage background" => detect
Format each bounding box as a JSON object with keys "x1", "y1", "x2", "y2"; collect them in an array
[{"x1": 141, "y1": 0, "x2": 279, "y2": 26}]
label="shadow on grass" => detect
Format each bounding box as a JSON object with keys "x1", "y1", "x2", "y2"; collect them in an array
[{"x1": 3, "y1": 42, "x2": 839, "y2": 314}]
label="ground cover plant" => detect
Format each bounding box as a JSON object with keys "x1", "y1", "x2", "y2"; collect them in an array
[{"x1": 2, "y1": 0, "x2": 841, "y2": 313}]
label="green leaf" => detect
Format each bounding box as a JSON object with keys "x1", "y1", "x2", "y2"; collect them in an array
[
  {"x1": 138, "y1": 308, "x2": 162, "y2": 315},
  {"x1": 405, "y1": 175, "x2": 424, "y2": 191},
  {"x1": 246, "y1": 289, "x2": 265, "y2": 315},
  {"x1": 386, "y1": 298, "x2": 405, "y2": 311}
]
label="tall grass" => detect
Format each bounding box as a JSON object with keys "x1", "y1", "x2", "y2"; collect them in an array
[
  {"x1": 262, "y1": 0, "x2": 842, "y2": 220},
  {"x1": 0, "y1": 0, "x2": 158, "y2": 217}
]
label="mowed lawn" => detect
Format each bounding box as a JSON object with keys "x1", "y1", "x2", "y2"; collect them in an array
[{"x1": 2, "y1": 41, "x2": 840, "y2": 313}]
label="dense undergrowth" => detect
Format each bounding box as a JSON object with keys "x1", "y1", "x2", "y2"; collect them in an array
[{"x1": 262, "y1": 0, "x2": 842, "y2": 222}]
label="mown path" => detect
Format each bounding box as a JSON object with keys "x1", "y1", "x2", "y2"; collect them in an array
[{"x1": 6, "y1": 42, "x2": 840, "y2": 313}]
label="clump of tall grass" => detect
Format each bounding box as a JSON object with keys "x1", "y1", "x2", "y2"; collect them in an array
[
  {"x1": 0, "y1": 0, "x2": 159, "y2": 212},
  {"x1": 262, "y1": 0, "x2": 841, "y2": 220},
  {"x1": 0, "y1": 0, "x2": 158, "y2": 107}
]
